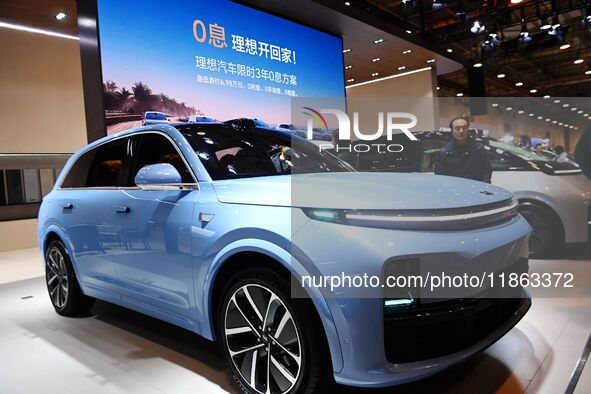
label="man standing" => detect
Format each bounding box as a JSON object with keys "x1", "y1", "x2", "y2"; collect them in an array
[
  {"x1": 434, "y1": 116, "x2": 492, "y2": 183},
  {"x1": 575, "y1": 124, "x2": 591, "y2": 180}
]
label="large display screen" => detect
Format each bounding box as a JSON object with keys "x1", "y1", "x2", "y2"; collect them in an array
[{"x1": 97, "y1": 0, "x2": 345, "y2": 134}]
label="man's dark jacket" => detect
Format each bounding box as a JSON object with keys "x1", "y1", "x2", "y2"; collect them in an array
[
  {"x1": 433, "y1": 138, "x2": 492, "y2": 183},
  {"x1": 575, "y1": 125, "x2": 591, "y2": 181}
]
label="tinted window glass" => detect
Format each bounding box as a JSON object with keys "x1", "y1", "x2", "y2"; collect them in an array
[
  {"x1": 6, "y1": 170, "x2": 24, "y2": 205},
  {"x1": 0, "y1": 171, "x2": 6, "y2": 205},
  {"x1": 146, "y1": 112, "x2": 167, "y2": 120},
  {"x1": 131, "y1": 134, "x2": 194, "y2": 184},
  {"x1": 484, "y1": 145, "x2": 526, "y2": 170},
  {"x1": 86, "y1": 138, "x2": 128, "y2": 187},
  {"x1": 61, "y1": 149, "x2": 96, "y2": 188},
  {"x1": 178, "y1": 124, "x2": 351, "y2": 180}
]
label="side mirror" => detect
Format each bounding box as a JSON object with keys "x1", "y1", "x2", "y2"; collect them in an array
[{"x1": 134, "y1": 163, "x2": 198, "y2": 190}]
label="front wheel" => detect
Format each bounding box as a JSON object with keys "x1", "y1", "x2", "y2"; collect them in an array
[{"x1": 217, "y1": 267, "x2": 326, "y2": 394}]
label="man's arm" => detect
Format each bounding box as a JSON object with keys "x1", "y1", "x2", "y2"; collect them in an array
[{"x1": 433, "y1": 150, "x2": 448, "y2": 175}]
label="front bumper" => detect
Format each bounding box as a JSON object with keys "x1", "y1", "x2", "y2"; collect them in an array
[{"x1": 293, "y1": 213, "x2": 532, "y2": 387}]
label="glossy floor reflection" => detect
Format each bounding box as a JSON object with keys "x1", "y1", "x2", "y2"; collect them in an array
[{"x1": 0, "y1": 248, "x2": 589, "y2": 394}]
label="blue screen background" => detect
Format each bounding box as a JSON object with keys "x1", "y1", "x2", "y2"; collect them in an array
[{"x1": 97, "y1": 0, "x2": 345, "y2": 125}]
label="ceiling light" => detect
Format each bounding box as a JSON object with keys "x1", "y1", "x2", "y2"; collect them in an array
[
  {"x1": 374, "y1": 38, "x2": 384, "y2": 44},
  {"x1": 437, "y1": 86, "x2": 440, "y2": 90},
  {"x1": 546, "y1": 118, "x2": 551, "y2": 122},
  {"x1": 511, "y1": 0, "x2": 523, "y2": 3},
  {"x1": 0, "y1": 21, "x2": 79, "y2": 41},
  {"x1": 456, "y1": 92, "x2": 464, "y2": 97},
  {"x1": 585, "y1": 70, "x2": 591, "y2": 75},
  {"x1": 552, "y1": 120, "x2": 557, "y2": 123},
  {"x1": 529, "y1": 113, "x2": 534, "y2": 116},
  {"x1": 506, "y1": 107, "x2": 513, "y2": 111},
  {"x1": 537, "y1": 116, "x2": 543, "y2": 119},
  {"x1": 447, "y1": 48, "x2": 453, "y2": 53},
  {"x1": 55, "y1": 12, "x2": 67, "y2": 20},
  {"x1": 343, "y1": 49, "x2": 351, "y2": 53},
  {"x1": 398, "y1": 66, "x2": 406, "y2": 70},
  {"x1": 497, "y1": 73, "x2": 506, "y2": 78},
  {"x1": 554, "y1": 99, "x2": 561, "y2": 103},
  {"x1": 372, "y1": 57, "x2": 381, "y2": 62},
  {"x1": 574, "y1": 58, "x2": 584, "y2": 64},
  {"x1": 406, "y1": 29, "x2": 412, "y2": 34},
  {"x1": 515, "y1": 82, "x2": 524, "y2": 87},
  {"x1": 560, "y1": 44, "x2": 571, "y2": 50},
  {"x1": 530, "y1": 89, "x2": 537, "y2": 93},
  {"x1": 492, "y1": 103, "x2": 499, "y2": 107},
  {"x1": 563, "y1": 103, "x2": 569, "y2": 107},
  {"x1": 578, "y1": 110, "x2": 583, "y2": 114},
  {"x1": 473, "y1": 62, "x2": 483, "y2": 68},
  {"x1": 518, "y1": 110, "x2": 524, "y2": 114},
  {"x1": 583, "y1": 6, "x2": 591, "y2": 26},
  {"x1": 401, "y1": 0, "x2": 417, "y2": 10},
  {"x1": 482, "y1": 40, "x2": 494, "y2": 52},
  {"x1": 347, "y1": 78, "x2": 355, "y2": 82},
  {"x1": 470, "y1": 20, "x2": 485, "y2": 34},
  {"x1": 543, "y1": 95, "x2": 550, "y2": 99},
  {"x1": 345, "y1": 65, "x2": 352, "y2": 69},
  {"x1": 571, "y1": 107, "x2": 578, "y2": 111},
  {"x1": 433, "y1": 0, "x2": 446, "y2": 10},
  {"x1": 402, "y1": 49, "x2": 412, "y2": 54},
  {"x1": 559, "y1": 122, "x2": 564, "y2": 125},
  {"x1": 518, "y1": 23, "x2": 532, "y2": 43},
  {"x1": 427, "y1": 59, "x2": 436, "y2": 63},
  {"x1": 372, "y1": 72, "x2": 379, "y2": 77},
  {"x1": 487, "y1": 25, "x2": 501, "y2": 45},
  {"x1": 345, "y1": 1, "x2": 350, "y2": 5}
]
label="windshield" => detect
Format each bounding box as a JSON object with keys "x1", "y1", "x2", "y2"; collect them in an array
[
  {"x1": 177, "y1": 124, "x2": 352, "y2": 180},
  {"x1": 146, "y1": 112, "x2": 167, "y2": 120},
  {"x1": 488, "y1": 140, "x2": 552, "y2": 162},
  {"x1": 254, "y1": 119, "x2": 271, "y2": 128}
]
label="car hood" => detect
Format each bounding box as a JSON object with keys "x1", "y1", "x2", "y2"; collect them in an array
[{"x1": 212, "y1": 172, "x2": 514, "y2": 210}]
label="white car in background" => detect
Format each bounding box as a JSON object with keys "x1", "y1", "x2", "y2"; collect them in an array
[
  {"x1": 142, "y1": 111, "x2": 169, "y2": 126},
  {"x1": 346, "y1": 132, "x2": 591, "y2": 257},
  {"x1": 419, "y1": 133, "x2": 591, "y2": 257}
]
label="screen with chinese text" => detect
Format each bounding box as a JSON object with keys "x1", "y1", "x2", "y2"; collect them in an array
[{"x1": 97, "y1": 0, "x2": 345, "y2": 134}]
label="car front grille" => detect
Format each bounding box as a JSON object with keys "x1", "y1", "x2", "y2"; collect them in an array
[{"x1": 383, "y1": 294, "x2": 529, "y2": 364}]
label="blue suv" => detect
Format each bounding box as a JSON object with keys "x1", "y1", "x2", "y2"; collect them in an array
[{"x1": 38, "y1": 123, "x2": 531, "y2": 393}]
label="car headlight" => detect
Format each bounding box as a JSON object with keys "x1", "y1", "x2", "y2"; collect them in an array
[{"x1": 302, "y1": 197, "x2": 519, "y2": 230}]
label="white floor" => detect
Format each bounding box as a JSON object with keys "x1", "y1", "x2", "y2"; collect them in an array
[{"x1": 0, "y1": 248, "x2": 590, "y2": 394}]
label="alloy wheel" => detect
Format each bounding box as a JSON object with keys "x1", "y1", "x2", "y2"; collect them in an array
[
  {"x1": 46, "y1": 246, "x2": 69, "y2": 309},
  {"x1": 224, "y1": 284, "x2": 302, "y2": 394}
]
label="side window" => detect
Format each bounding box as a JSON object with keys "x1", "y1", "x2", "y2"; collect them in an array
[
  {"x1": 86, "y1": 138, "x2": 129, "y2": 187},
  {"x1": 61, "y1": 148, "x2": 97, "y2": 188},
  {"x1": 131, "y1": 134, "x2": 194, "y2": 183}
]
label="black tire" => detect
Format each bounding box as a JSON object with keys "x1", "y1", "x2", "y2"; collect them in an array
[
  {"x1": 44, "y1": 240, "x2": 95, "y2": 316},
  {"x1": 518, "y1": 203, "x2": 563, "y2": 258},
  {"x1": 217, "y1": 267, "x2": 327, "y2": 394}
]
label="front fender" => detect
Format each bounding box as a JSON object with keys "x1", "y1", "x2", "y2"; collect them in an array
[{"x1": 200, "y1": 238, "x2": 345, "y2": 372}]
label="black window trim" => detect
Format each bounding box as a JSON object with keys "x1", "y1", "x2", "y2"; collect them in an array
[{"x1": 58, "y1": 130, "x2": 198, "y2": 190}]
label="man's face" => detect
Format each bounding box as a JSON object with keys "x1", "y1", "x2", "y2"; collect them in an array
[
  {"x1": 535, "y1": 145, "x2": 544, "y2": 154},
  {"x1": 451, "y1": 119, "x2": 469, "y2": 143}
]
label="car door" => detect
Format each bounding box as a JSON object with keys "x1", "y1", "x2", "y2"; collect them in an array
[
  {"x1": 57, "y1": 137, "x2": 131, "y2": 300},
  {"x1": 108, "y1": 132, "x2": 198, "y2": 325}
]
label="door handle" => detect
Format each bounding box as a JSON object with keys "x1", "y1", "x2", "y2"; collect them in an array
[
  {"x1": 113, "y1": 205, "x2": 130, "y2": 214},
  {"x1": 62, "y1": 203, "x2": 73, "y2": 210}
]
